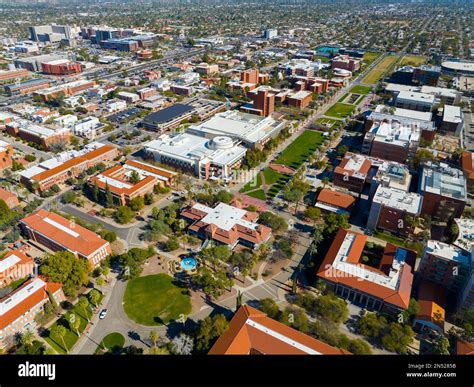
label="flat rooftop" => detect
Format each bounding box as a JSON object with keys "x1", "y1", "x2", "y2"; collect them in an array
[
  {"x1": 373, "y1": 186, "x2": 422, "y2": 214},
  {"x1": 193, "y1": 202, "x2": 258, "y2": 232},
  {"x1": 396, "y1": 90, "x2": 436, "y2": 104},
  {"x1": 143, "y1": 103, "x2": 194, "y2": 125},
  {"x1": 454, "y1": 218, "x2": 474, "y2": 251},
  {"x1": 426, "y1": 240, "x2": 471, "y2": 265},
  {"x1": 420, "y1": 161, "x2": 466, "y2": 200}
]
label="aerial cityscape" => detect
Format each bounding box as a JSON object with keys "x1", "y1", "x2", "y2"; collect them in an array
[{"x1": 0, "y1": 0, "x2": 473, "y2": 376}]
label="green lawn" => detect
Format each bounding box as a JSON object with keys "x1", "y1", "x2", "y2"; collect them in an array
[
  {"x1": 314, "y1": 55, "x2": 331, "y2": 63},
  {"x1": 123, "y1": 274, "x2": 191, "y2": 326},
  {"x1": 363, "y1": 51, "x2": 382, "y2": 66},
  {"x1": 245, "y1": 189, "x2": 267, "y2": 201},
  {"x1": 373, "y1": 231, "x2": 424, "y2": 257},
  {"x1": 316, "y1": 118, "x2": 343, "y2": 129},
  {"x1": 338, "y1": 93, "x2": 349, "y2": 103},
  {"x1": 350, "y1": 85, "x2": 372, "y2": 95},
  {"x1": 362, "y1": 55, "x2": 399, "y2": 84},
  {"x1": 95, "y1": 332, "x2": 125, "y2": 354},
  {"x1": 239, "y1": 172, "x2": 262, "y2": 193},
  {"x1": 275, "y1": 130, "x2": 324, "y2": 169},
  {"x1": 45, "y1": 294, "x2": 101, "y2": 354},
  {"x1": 324, "y1": 103, "x2": 356, "y2": 119},
  {"x1": 400, "y1": 55, "x2": 427, "y2": 67}
]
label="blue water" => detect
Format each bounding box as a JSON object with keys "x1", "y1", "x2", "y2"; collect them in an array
[{"x1": 181, "y1": 257, "x2": 197, "y2": 271}]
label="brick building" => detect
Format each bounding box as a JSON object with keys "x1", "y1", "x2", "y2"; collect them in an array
[
  {"x1": 20, "y1": 209, "x2": 112, "y2": 267},
  {"x1": 41, "y1": 59, "x2": 82, "y2": 75},
  {"x1": 0, "y1": 249, "x2": 35, "y2": 288},
  {"x1": 333, "y1": 152, "x2": 372, "y2": 193}
]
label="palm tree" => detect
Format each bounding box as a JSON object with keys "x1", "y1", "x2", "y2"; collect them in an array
[
  {"x1": 77, "y1": 297, "x2": 90, "y2": 323},
  {"x1": 50, "y1": 325, "x2": 68, "y2": 354},
  {"x1": 20, "y1": 329, "x2": 35, "y2": 347},
  {"x1": 149, "y1": 331, "x2": 159, "y2": 348}
]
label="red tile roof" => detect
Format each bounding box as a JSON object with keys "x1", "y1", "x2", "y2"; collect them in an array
[
  {"x1": 416, "y1": 281, "x2": 446, "y2": 330},
  {"x1": 317, "y1": 228, "x2": 415, "y2": 310},
  {"x1": 0, "y1": 277, "x2": 62, "y2": 331},
  {"x1": 462, "y1": 151, "x2": 474, "y2": 182},
  {"x1": 209, "y1": 305, "x2": 350, "y2": 355},
  {"x1": 20, "y1": 209, "x2": 110, "y2": 259},
  {"x1": 317, "y1": 189, "x2": 356, "y2": 209}
]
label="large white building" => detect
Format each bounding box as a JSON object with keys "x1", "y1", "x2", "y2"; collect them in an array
[
  {"x1": 187, "y1": 110, "x2": 285, "y2": 149},
  {"x1": 144, "y1": 133, "x2": 246, "y2": 180},
  {"x1": 73, "y1": 116, "x2": 101, "y2": 139}
]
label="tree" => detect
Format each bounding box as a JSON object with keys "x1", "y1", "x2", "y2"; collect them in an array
[
  {"x1": 69, "y1": 313, "x2": 81, "y2": 336},
  {"x1": 315, "y1": 293, "x2": 349, "y2": 324},
  {"x1": 40, "y1": 251, "x2": 90, "y2": 298},
  {"x1": 304, "y1": 207, "x2": 321, "y2": 225},
  {"x1": 215, "y1": 190, "x2": 234, "y2": 204},
  {"x1": 357, "y1": 313, "x2": 387, "y2": 340},
  {"x1": 91, "y1": 183, "x2": 99, "y2": 203},
  {"x1": 88, "y1": 289, "x2": 101, "y2": 306},
  {"x1": 104, "y1": 183, "x2": 113, "y2": 208},
  {"x1": 20, "y1": 329, "x2": 35, "y2": 347},
  {"x1": 402, "y1": 298, "x2": 420, "y2": 324},
  {"x1": 381, "y1": 323, "x2": 414, "y2": 354},
  {"x1": 50, "y1": 325, "x2": 68, "y2": 353},
  {"x1": 115, "y1": 206, "x2": 134, "y2": 224},
  {"x1": 62, "y1": 191, "x2": 77, "y2": 204},
  {"x1": 433, "y1": 336, "x2": 450, "y2": 355},
  {"x1": 130, "y1": 196, "x2": 145, "y2": 211},
  {"x1": 149, "y1": 331, "x2": 160, "y2": 348},
  {"x1": 258, "y1": 212, "x2": 288, "y2": 233},
  {"x1": 96, "y1": 276, "x2": 105, "y2": 289},
  {"x1": 130, "y1": 171, "x2": 141, "y2": 184},
  {"x1": 194, "y1": 314, "x2": 229, "y2": 353},
  {"x1": 348, "y1": 339, "x2": 372, "y2": 354},
  {"x1": 164, "y1": 236, "x2": 180, "y2": 251},
  {"x1": 258, "y1": 298, "x2": 280, "y2": 320},
  {"x1": 77, "y1": 297, "x2": 90, "y2": 323}
]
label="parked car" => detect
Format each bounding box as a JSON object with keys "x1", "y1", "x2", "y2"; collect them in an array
[{"x1": 99, "y1": 309, "x2": 108, "y2": 319}]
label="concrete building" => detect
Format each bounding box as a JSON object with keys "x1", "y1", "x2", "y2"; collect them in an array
[
  {"x1": 419, "y1": 240, "x2": 472, "y2": 307},
  {"x1": 0, "y1": 278, "x2": 64, "y2": 350},
  {"x1": 21, "y1": 209, "x2": 112, "y2": 267},
  {"x1": 181, "y1": 202, "x2": 272, "y2": 249},
  {"x1": 394, "y1": 90, "x2": 436, "y2": 112},
  {"x1": 286, "y1": 90, "x2": 312, "y2": 109},
  {"x1": 362, "y1": 119, "x2": 421, "y2": 163},
  {"x1": 418, "y1": 161, "x2": 467, "y2": 222},
  {"x1": 194, "y1": 63, "x2": 219, "y2": 75},
  {"x1": 317, "y1": 228, "x2": 416, "y2": 313},
  {"x1": 73, "y1": 117, "x2": 101, "y2": 139},
  {"x1": 367, "y1": 186, "x2": 422, "y2": 237},
  {"x1": 117, "y1": 91, "x2": 140, "y2": 103},
  {"x1": 20, "y1": 142, "x2": 118, "y2": 192},
  {"x1": 441, "y1": 61, "x2": 474, "y2": 76},
  {"x1": 105, "y1": 99, "x2": 127, "y2": 113},
  {"x1": 144, "y1": 133, "x2": 246, "y2": 181},
  {"x1": 331, "y1": 55, "x2": 360, "y2": 72},
  {"x1": 333, "y1": 152, "x2": 372, "y2": 193},
  {"x1": 29, "y1": 24, "x2": 72, "y2": 43},
  {"x1": 14, "y1": 54, "x2": 66, "y2": 72},
  {"x1": 413, "y1": 65, "x2": 441, "y2": 86},
  {"x1": 187, "y1": 110, "x2": 285, "y2": 149},
  {"x1": 123, "y1": 159, "x2": 176, "y2": 187},
  {"x1": 370, "y1": 160, "x2": 412, "y2": 194},
  {"x1": 440, "y1": 105, "x2": 463, "y2": 136},
  {"x1": 33, "y1": 79, "x2": 96, "y2": 102},
  {"x1": 263, "y1": 29, "x2": 278, "y2": 40},
  {"x1": 4, "y1": 78, "x2": 52, "y2": 96},
  {"x1": 53, "y1": 114, "x2": 78, "y2": 129}
]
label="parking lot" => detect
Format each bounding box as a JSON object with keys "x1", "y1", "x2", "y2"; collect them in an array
[{"x1": 108, "y1": 107, "x2": 145, "y2": 124}]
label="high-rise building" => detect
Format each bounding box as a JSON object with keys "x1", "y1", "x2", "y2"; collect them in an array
[{"x1": 29, "y1": 24, "x2": 72, "y2": 43}]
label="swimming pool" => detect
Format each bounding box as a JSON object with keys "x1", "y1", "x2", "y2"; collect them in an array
[{"x1": 180, "y1": 257, "x2": 197, "y2": 271}]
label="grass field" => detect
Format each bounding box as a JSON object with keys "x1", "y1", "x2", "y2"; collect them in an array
[
  {"x1": 245, "y1": 189, "x2": 267, "y2": 201},
  {"x1": 239, "y1": 172, "x2": 262, "y2": 193},
  {"x1": 275, "y1": 130, "x2": 324, "y2": 169},
  {"x1": 324, "y1": 103, "x2": 356, "y2": 119},
  {"x1": 95, "y1": 332, "x2": 125, "y2": 354},
  {"x1": 363, "y1": 51, "x2": 382, "y2": 66},
  {"x1": 316, "y1": 117, "x2": 343, "y2": 129},
  {"x1": 314, "y1": 55, "x2": 331, "y2": 63},
  {"x1": 123, "y1": 274, "x2": 191, "y2": 326},
  {"x1": 338, "y1": 93, "x2": 349, "y2": 103},
  {"x1": 400, "y1": 55, "x2": 427, "y2": 67},
  {"x1": 350, "y1": 85, "x2": 372, "y2": 95},
  {"x1": 45, "y1": 295, "x2": 100, "y2": 354},
  {"x1": 373, "y1": 231, "x2": 424, "y2": 257},
  {"x1": 362, "y1": 55, "x2": 399, "y2": 84}
]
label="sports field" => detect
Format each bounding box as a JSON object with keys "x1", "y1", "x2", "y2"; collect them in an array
[{"x1": 362, "y1": 55, "x2": 399, "y2": 84}]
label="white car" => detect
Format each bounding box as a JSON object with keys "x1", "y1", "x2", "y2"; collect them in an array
[{"x1": 99, "y1": 309, "x2": 108, "y2": 319}]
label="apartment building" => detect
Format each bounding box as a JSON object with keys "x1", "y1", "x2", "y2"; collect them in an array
[
  {"x1": 367, "y1": 186, "x2": 422, "y2": 237},
  {"x1": 440, "y1": 105, "x2": 463, "y2": 136},
  {"x1": 181, "y1": 202, "x2": 272, "y2": 249},
  {"x1": 418, "y1": 161, "x2": 467, "y2": 222},
  {"x1": 317, "y1": 228, "x2": 416, "y2": 313},
  {"x1": 20, "y1": 209, "x2": 112, "y2": 267},
  {"x1": 20, "y1": 143, "x2": 118, "y2": 192},
  {"x1": 0, "y1": 278, "x2": 64, "y2": 350},
  {"x1": 333, "y1": 152, "x2": 372, "y2": 193},
  {"x1": 362, "y1": 119, "x2": 420, "y2": 163}
]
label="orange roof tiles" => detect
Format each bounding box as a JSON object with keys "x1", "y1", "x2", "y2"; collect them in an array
[
  {"x1": 209, "y1": 305, "x2": 350, "y2": 355},
  {"x1": 317, "y1": 228, "x2": 415, "y2": 310},
  {"x1": 125, "y1": 159, "x2": 177, "y2": 180},
  {"x1": 0, "y1": 277, "x2": 62, "y2": 331},
  {"x1": 31, "y1": 144, "x2": 117, "y2": 183},
  {"x1": 416, "y1": 281, "x2": 446, "y2": 330},
  {"x1": 20, "y1": 209, "x2": 110, "y2": 259},
  {"x1": 456, "y1": 339, "x2": 474, "y2": 355},
  {"x1": 462, "y1": 151, "x2": 474, "y2": 182},
  {"x1": 317, "y1": 189, "x2": 355, "y2": 209}
]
